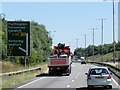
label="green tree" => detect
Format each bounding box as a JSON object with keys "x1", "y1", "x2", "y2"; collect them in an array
[{"x1": 1, "y1": 19, "x2": 52, "y2": 65}]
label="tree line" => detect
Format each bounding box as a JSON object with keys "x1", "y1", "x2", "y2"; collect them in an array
[
  {"x1": 1, "y1": 18, "x2": 53, "y2": 65},
  {"x1": 74, "y1": 42, "x2": 120, "y2": 59}
]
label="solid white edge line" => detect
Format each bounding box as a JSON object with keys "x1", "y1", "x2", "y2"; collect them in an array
[
  {"x1": 112, "y1": 78, "x2": 120, "y2": 88},
  {"x1": 17, "y1": 77, "x2": 45, "y2": 88}
]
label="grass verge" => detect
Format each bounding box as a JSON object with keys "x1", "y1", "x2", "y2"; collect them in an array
[
  {"x1": 2, "y1": 63, "x2": 48, "y2": 88},
  {"x1": 87, "y1": 51, "x2": 120, "y2": 62},
  {"x1": 2, "y1": 61, "x2": 47, "y2": 73}
]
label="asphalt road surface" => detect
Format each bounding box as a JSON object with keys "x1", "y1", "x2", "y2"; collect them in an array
[{"x1": 14, "y1": 63, "x2": 120, "y2": 89}]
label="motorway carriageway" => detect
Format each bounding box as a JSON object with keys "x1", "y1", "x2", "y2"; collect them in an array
[{"x1": 14, "y1": 63, "x2": 120, "y2": 90}]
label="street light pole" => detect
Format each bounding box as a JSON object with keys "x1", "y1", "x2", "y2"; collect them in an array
[
  {"x1": 97, "y1": 19, "x2": 107, "y2": 62},
  {"x1": 93, "y1": 29, "x2": 95, "y2": 61},
  {"x1": 112, "y1": 1, "x2": 116, "y2": 63},
  {"x1": 90, "y1": 28, "x2": 98, "y2": 61},
  {"x1": 85, "y1": 34, "x2": 87, "y2": 59},
  {"x1": 103, "y1": 0, "x2": 117, "y2": 63},
  {"x1": 85, "y1": 34, "x2": 87, "y2": 49},
  {"x1": 101, "y1": 19, "x2": 104, "y2": 62}
]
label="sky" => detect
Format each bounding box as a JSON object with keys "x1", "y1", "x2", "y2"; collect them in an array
[
  {"x1": 0, "y1": 0, "x2": 110, "y2": 2},
  {"x1": 118, "y1": 2, "x2": 120, "y2": 42},
  {"x1": 1, "y1": 1, "x2": 119, "y2": 52}
]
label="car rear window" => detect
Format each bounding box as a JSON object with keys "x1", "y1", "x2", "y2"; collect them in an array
[
  {"x1": 89, "y1": 68, "x2": 109, "y2": 75},
  {"x1": 80, "y1": 59, "x2": 84, "y2": 60}
]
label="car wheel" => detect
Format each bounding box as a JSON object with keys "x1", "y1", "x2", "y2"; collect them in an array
[
  {"x1": 66, "y1": 67, "x2": 71, "y2": 76},
  {"x1": 87, "y1": 85, "x2": 92, "y2": 88},
  {"x1": 108, "y1": 85, "x2": 112, "y2": 89}
]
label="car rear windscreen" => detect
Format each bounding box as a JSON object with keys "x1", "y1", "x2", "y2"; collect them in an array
[{"x1": 90, "y1": 68, "x2": 109, "y2": 75}]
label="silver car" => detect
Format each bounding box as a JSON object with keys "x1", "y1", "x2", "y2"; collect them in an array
[{"x1": 85, "y1": 66, "x2": 112, "y2": 89}]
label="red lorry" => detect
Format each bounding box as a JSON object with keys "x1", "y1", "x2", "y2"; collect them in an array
[{"x1": 48, "y1": 43, "x2": 72, "y2": 75}]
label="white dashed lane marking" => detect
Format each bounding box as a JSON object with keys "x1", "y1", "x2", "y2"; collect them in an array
[
  {"x1": 67, "y1": 85, "x2": 70, "y2": 88},
  {"x1": 72, "y1": 80, "x2": 74, "y2": 82}
]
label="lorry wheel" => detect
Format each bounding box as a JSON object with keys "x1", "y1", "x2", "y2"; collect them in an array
[
  {"x1": 68, "y1": 66, "x2": 71, "y2": 74},
  {"x1": 49, "y1": 71, "x2": 53, "y2": 76},
  {"x1": 49, "y1": 73, "x2": 52, "y2": 76},
  {"x1": 66, "y1": 67, "x2": 71, "y2": 76}
]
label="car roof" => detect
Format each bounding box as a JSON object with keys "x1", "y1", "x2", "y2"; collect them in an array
[{"x1": 90, "y1": 66, "x2": 108, "y2": 70}]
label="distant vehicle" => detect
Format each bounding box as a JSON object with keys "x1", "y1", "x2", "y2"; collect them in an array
[
  {"x1": 77, "y1": 59, "x2": 81, "y2": 62},
  {"x1": 80, "y1": 57, "x2": 85, "y2": 60},
  {"x1": 48, "y1": 43, "x2": 72, "y2": 75},
  {"x1": 72, "y1": 59, "x2": 76, "y2": 62},
  {"x1": 85, "y1": 66, "x2": 112, "y2": 89},
  {"x1": 81, "y1": 60, "x2": 86, "y2": 64},
  {"x1": 72, "y1": 58, "x2": 81, "y2": 63},
  {"x1": 80, "y1": 57, "x2": 86, "y2": 64}
]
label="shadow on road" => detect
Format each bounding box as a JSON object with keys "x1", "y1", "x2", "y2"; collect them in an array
[
  {"x1": 76, "y1": 87, "x2": 119, "y2": 90},
  {"x1": 36, "y1": 73, "x2": 66, "y2": 77},
  {"x1": 36, "y1": 73, "x2": 49, "y2": 77}
]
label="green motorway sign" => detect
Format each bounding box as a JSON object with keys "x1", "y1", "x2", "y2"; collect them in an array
[{"x1": 7, "y1": 21, "x2": 30, "y2": 56}]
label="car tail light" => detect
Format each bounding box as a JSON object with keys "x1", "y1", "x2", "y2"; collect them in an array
[{"x1": 107, "y1": 74, "x2": 111, "y2": 79}]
